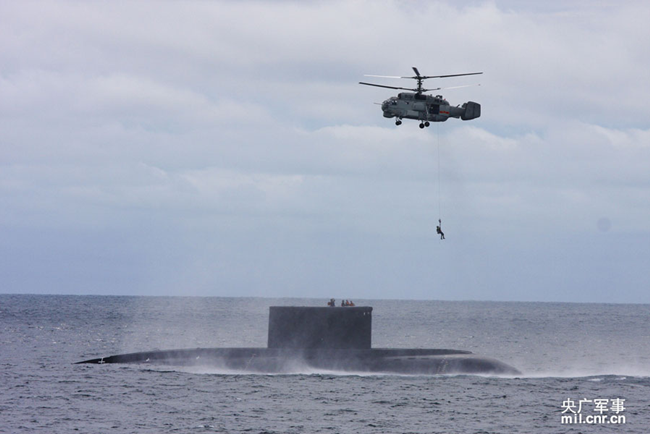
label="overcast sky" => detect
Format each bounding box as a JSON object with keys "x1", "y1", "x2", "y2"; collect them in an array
[{"x1": 1, "y1": 1, "x2": 649, "y2": 302}]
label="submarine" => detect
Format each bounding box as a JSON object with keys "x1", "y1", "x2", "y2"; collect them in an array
[{"x1": 78, "y1": 306, "x2": 520, "y2": 375}]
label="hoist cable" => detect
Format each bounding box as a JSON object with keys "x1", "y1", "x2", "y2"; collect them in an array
[{"x1": 437, "y1": 123, "x2": 441, "y2": 222}]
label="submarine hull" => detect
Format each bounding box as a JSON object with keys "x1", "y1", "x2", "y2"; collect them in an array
[
  {"x1": 77, "y1": 347, "x2": 521, "y2": 376},
  {"x1": 78, "y1": 306, "x2": 521, "y2": 375}
]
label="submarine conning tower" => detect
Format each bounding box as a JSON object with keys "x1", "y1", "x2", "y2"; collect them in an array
[{"x1": 268, "y1": 306, "x2": 372, "y2": 349}]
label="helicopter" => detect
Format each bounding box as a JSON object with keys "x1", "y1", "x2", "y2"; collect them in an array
[{"x1": 359, "y1": 67, "x2": 482, "y2": 128}]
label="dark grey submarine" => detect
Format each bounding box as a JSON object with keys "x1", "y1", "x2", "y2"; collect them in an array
[{"x1": 78, "y1": 306, "x2": 520, "y2": 375}]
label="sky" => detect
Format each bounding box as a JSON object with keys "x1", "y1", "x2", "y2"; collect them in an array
[{"x1": 1, "y1": 1, "x2": 649, "y2": 303}]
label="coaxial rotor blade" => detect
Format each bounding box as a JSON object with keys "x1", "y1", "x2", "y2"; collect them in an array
[
  {"x1": 359, "y1": 82, "x2": 418, "y2": 91},
  {"x1": 420, "y1": 72, "x2": 483, "y2": 79},
  {"x1": 420, "y1": 84, "x2": 480, "y2": 93},
  {"x1": 364, "y1": 74, "x2": 404, "y2": 79},
  {"x1": 364, "y1": 71, "x2": 484, "y2": 81},
  {"x1": 438, "y1": 83, "x2": 481, "y2": 90}
]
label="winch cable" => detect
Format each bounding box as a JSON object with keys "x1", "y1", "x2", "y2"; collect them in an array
[
  {"x1": 437, "y1": 123, "x2": 442, "y2": 228},
  {"x1": 434, "y1": 123, "x2": 448, "y2": 241}
]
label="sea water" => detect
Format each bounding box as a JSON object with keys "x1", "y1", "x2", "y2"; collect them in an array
[{"x1": 1, "y1": 295, "x2": 649, "y2": 433}]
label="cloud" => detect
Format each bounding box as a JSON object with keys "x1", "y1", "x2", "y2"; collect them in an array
[{"x1": 1, "y1": 1, "x2": 649, "y2": 301}]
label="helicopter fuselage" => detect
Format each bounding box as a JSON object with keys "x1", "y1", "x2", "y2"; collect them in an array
[{"x1": 381, "y1": 92, "x2": 480, "y2": 125}]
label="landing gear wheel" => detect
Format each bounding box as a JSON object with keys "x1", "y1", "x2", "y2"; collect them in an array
[
  {"x1": 419, "y1": 123, "x2": 425, "y2": 129},
  {"x1": 424, "y1": 121, "x2": 430, "y2": 127},
  {"x1": 395, "y1": 119, "x2": 402, "y2": 126}
]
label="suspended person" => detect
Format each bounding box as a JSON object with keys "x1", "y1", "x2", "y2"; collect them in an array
[{"x1": 436, "y1": 219, "x2": 445, "y2": 240}]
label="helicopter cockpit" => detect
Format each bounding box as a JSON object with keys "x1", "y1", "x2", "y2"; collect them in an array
[{"x1": 382, "y1": 97, "x2": 398, "y2": 110}]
